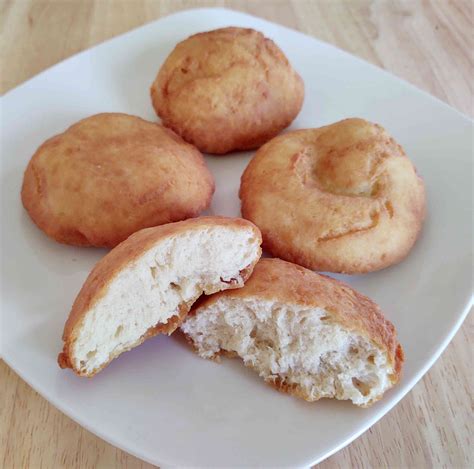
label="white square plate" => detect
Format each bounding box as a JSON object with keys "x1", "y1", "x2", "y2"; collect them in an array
[{"x1": 1, "y1": 8, "x2": 472, "y2": 467}]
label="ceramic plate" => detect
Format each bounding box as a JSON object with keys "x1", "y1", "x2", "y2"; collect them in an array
[{"x1": 1, "y1": 8, "x2": 472, "y2": 467}]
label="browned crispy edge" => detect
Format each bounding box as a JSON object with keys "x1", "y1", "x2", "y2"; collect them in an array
[
  {"x1": 184, "y1": 258, "x2": 405, "y2": 406},
  {"x1": 57, "y1": 216, "x2": 262, "y2": 376}
]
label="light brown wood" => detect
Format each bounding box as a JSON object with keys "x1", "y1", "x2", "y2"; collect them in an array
[{"x1": 1, "y1": 0, "x2": 472, "y2": 467}]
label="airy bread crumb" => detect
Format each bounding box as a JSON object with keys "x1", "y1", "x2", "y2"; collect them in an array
[
  {"x1": 58, "y1": 217, "x2": 262, "y2": 376},
  {"x1": 181, "y1": 258, "x2": 403, "y2": 407}
]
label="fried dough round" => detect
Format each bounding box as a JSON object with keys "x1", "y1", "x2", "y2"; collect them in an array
[
  {"x1": 240, "y1": 118, "x2": 426, "y2": 273},
  {"x1": 150, "y1": 27, "x2": 304, "y2": 154},
  {"x1": 21, "y1": 113, "x2": 215, "y2": 247},
  {"x1": 182, "y1": 258, "x2": 404, "y2": 406}
]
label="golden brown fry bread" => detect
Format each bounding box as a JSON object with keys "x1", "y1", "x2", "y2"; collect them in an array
[
  {"x1": 151, "y1": 27, "x2": 304, "y2": 154},
  {"x1": 240, "y1": 118, "x2": 426, "y2": 273},
  {"x1": 22, "y1": 113, "x2": 215, "y2": 247}
]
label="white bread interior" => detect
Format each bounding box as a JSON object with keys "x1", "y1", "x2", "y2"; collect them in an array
[
  {"x1": 70, "y1": 225, "x2": 260, "y2": 376},
  {"x1": 181, "y1": 297, "x2": 396, "y2": 407}
]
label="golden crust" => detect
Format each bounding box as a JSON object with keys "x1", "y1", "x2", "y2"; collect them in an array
[
  {"x1": 240, "y1": 118, "x2": 426, "y2": 273},
  {"x1": 151, "y1": 27, "x2": 304, "y2": 154},
  {"x1": 188, "y1": 258, "x2": 404, "y2": 402},
  {"x1": 21, "y1": 113, "x2": 215, "y2": 247},
  {"x1": 58, "y1": 216, "x2": 262, "y2": 376}
]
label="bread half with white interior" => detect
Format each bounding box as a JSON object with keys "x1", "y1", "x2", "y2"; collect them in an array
[
  {"x1": 181, "y1": 258, "x2": 404, "y2": 407},
  {"x1": 58, "y1": 216, "x2": 262, "y2": 377}
]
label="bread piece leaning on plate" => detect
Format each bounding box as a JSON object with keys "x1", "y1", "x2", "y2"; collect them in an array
[
  {"x1": 181, "y1": 258, "x2": 404, "y2": 407},
  {"x1": 58, "y1": 217, "x2": 262, "y2": 377}
]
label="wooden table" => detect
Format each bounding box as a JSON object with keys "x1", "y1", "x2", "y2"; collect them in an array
[{"x1": 1, "y1": 1, "x2": 472, "y2": 467}]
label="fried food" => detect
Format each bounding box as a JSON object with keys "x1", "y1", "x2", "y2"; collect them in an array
[
  {"x1": 240, "y1": 118, "x2": 426, "y2": 273},
  {"x1": 151, "y1": 27, "x2": 304, "y2": 154},
  {"x1": 21, "y1": 113, "x2": 215, "y2": 247},
  {"x1": 182, "y1": 258, "x2": 404, "y2": 406},
  {"x1": 58, "y1": 216, "x2": 262, "y2": 376}
]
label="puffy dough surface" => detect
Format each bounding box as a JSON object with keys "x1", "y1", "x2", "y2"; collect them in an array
[
  {"x1": 151, "y1": 27, "x2": 304, "y2": 154},
  {"x1": 181, "y1": 258, "x2": 404, "y2": 406},
  {"x1": 21, "y1": 113, "x2": 215, "y2": 247},
  {"x1": 240, "y1": 118, "x2": 426, "y2": 273}
]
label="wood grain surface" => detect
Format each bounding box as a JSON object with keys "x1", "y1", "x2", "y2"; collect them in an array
[{"x1": 1, "y1": 1, "x2": 472, "y2": 468}]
